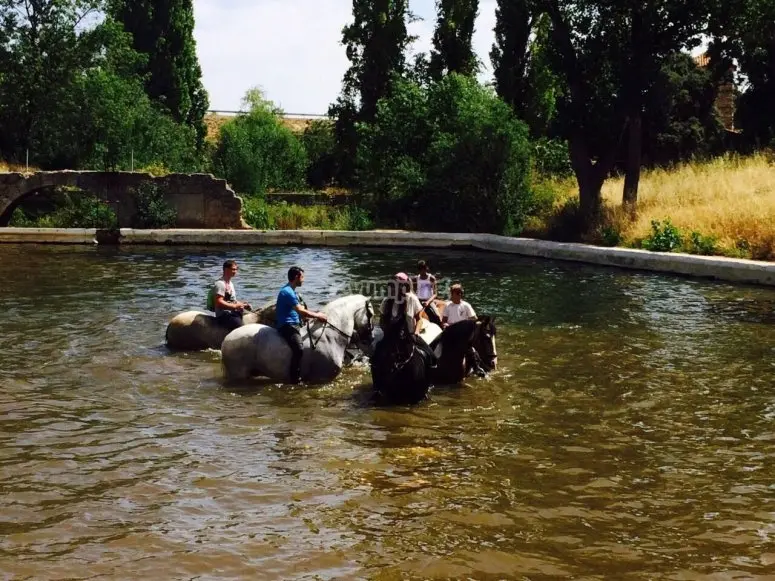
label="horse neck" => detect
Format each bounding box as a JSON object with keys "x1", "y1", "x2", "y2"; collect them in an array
[
  {"x1": 305, "y1": 302, "x2": 359, "y2": 350},
  {"x1": 441, "y1": 320, "x2": 476, "y2": 355}
]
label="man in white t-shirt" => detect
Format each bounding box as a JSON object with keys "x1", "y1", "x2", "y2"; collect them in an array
[
  {"x1": 442, "y1": 283, "x2": 477, "y2": 329},
  {"x1": 210, "y1": 260, "x2": 251, "y2": 330}
]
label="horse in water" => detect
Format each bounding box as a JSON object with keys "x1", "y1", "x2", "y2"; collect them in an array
[
  {"x1": 370, "y1": 313, "x2": 436, "y2": 404},
  {"x1": 165, "y1": 309, "x2": 265, "y2": 351},
  {"x1": 427, "y1": 316, "x2": 498, "y2": 385},
  {"x1": 220, "y1": 295, "x2": 375, "y2": 383}
]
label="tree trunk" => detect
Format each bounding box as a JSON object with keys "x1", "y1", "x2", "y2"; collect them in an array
[
  {"x1": 569, "y1": 136, "x2": 603, "y2": 229},
  {"x1": 622, "y1": 113, "x2": 642, "y2": 212}
]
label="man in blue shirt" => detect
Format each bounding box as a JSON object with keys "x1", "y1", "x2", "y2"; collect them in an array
[{"x1": 276, "y1": 266, "x2": 327, "y2": 384}]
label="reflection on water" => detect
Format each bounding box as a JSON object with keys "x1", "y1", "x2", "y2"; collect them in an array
[{"x1": 1, "y1": 243, "x2": 774, "y2": 579}]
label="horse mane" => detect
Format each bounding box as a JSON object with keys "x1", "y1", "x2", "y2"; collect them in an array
[{"x1": 477, "y1": 315, "x2": 497, "y2": 336}]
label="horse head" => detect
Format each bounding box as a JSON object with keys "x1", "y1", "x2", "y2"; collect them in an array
[
  {"x1": 352, "y1": 297, "x2": 376, "y2": 354},
  {"x1": 474, "y1": 315, "x2": 498, "y2": 371}
]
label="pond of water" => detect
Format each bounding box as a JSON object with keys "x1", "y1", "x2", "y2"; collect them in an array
[{"x1": 1, "y1": 244, "x2": 774, "y2": 579}]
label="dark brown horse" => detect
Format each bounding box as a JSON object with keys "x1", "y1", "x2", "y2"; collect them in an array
[
  {"x1": 370, "y1": 313, "x2": 436, "y2": 404},
  {"x1": 428, "y1": 317, "x2": 498, "y2": 385}
]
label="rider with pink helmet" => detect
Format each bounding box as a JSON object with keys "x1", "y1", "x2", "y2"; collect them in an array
[{"x1": 380, "y1": 271, "x2": 424, "y2": 335}]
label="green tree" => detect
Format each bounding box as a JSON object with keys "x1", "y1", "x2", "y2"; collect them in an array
[
  {"x1": 429, "y1": 0, "x2": 479, "y2": 80},
  {"x1": 358, "y1": 74, "x2": 533, "y2": 234},
  {"x1": 211, "y1": 88, "x2": 307, "y2": 195},
  {"x1": 110, "y1": 0, "x2": 209, "y2": 149},
  {"x1": 491, "y1": 0, "x2": 533, "y2": 113},
  {"x1": 491, "y1": 3, "x2": 561, "y2": 137},
  {"x1": 708, "y1": 0, "x2": 775, "y2": 148},
  {"x1": 329, "y1": 0, "x2": 413, "y2": 186},
  {"x1": 642, "y1": 53, "x2": 724, "y2": 166},
  {"x1": 539, "y1": 1, "x2": 710, "y2": 220},
  {"x1": 339, "y1": 0, "x2": 413, "y2": 122},
  {"x1": 0, "y1": 0, "x2": 101, "y2": 165}
]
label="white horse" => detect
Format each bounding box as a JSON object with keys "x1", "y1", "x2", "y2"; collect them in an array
[{"x1": 221, "y1": 295, "x2": 375, "y2": 383}]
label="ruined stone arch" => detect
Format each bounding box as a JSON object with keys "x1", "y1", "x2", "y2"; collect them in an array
[{"x1": 0, "y1": 171, "x2": 247, "y2": 228}]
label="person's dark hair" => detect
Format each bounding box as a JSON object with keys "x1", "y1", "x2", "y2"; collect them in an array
[
  {"x1": 417, "y1": 260, "x2": 427, "y2": 270},
  {"x1": 223, "y1": 259, "x2": 237, "y2": 271},
  {"x1": 288, "y1": 266, "x2": 304, "y2": 281}
]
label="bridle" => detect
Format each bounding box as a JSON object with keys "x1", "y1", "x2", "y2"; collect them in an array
[{"x1": 474, "y1": 318, "x2": 498, "y2": 369}]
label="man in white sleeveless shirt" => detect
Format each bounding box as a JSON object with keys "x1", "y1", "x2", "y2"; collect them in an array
[{"x1": 413, "y1": 260, "x2": 442, "y2": 325}]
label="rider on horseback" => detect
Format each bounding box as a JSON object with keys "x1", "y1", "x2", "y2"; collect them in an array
[
  {"x1": 276, "y1": 266, "x2": 328, "y2": 384},
  {"x1": 379, "y1": 272, "x2": 437, "y2": 368},
  {"x1": 413, "y1": 260, "x2": 442, "y2": 326}
]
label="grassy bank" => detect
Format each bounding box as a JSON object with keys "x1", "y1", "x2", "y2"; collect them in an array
[
  {"x1": 527, "y1": 153, "x2": 775, "y2": 261},
  {"x1": 242, "y1": 197, "x2": 373, "y2": 231},
  {"x1": 0, "y1": 160, "x2": 38, "y2": 173}
]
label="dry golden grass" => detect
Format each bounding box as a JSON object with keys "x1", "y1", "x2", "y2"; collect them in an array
[
  {"x1": 0, "y1": 160, "x2": 39, "y2": 173},
  {"x1": 204, "y1": 113, "x2": 316, "y2": 143},
  {"x1": 601, "y1": 153, "x2": 775, "y2": 259}
]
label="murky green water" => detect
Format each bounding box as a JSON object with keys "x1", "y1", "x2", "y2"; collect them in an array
[{"x1": 1, "y1": 243, "x2": 774, "y2": 580}]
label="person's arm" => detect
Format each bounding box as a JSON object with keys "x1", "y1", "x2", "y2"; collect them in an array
[
  {"x1": 466, "y1": 303, "x2": 477, "y2": 321},
  {"x1": 426, "y1": 276, "x2": 438, "y2": 305},
  {"x1": 293, "y1": 303, "x2": 327, "y2": 322},
  {"x1": 413, "y1": 311, "x2": 423, "y2": 334},
  {"x1": 410, "y1": 296, "x2": 423, "y2": 334},
  {"x1": 215, "y1": 295, "x2": 247, "y2": 311}
]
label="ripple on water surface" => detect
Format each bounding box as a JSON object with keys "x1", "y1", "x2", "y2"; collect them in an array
[{"x1": 1, "y1": 244, "x2": 774, "y2": 579}]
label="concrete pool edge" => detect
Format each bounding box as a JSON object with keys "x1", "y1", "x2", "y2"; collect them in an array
[{"x1": 2, "y1": 227, "x2": 774, "y2": 287}]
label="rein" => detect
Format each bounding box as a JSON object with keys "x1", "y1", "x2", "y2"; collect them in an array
[
  {"x1": 308, "y1": 319, "x2": 351, "y2": 350},
  {"x1": 300, "y1": 299, "x2": 373, "y2": 351}
]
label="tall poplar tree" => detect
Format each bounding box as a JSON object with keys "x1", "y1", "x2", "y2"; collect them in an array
[
  {"x1": 490, "y1": 0, "x2": 535, "y2": 113},
  {"x1": 329, "y1": 0, "x2": 413, "y2": 185},
  {"x1": 110, "y1": 0, "x2": 208, "y2": 149},
  {"x1": 338, "y1": 0, "x2": 413, "y2": 122},
  {"x1": 429, "y1": 0, "x2": 479, "y2": 80}
]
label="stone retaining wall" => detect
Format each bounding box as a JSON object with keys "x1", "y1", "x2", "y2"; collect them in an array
[{"x1": 1, "y1": 227, "x2": 774, "y2": 287}]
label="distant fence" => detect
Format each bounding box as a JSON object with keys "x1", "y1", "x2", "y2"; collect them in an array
[{"x1": 208, "y1": 110, "x2": 328, "y2": 120}]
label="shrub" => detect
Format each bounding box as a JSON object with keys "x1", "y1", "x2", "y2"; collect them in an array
[
  {"x1": 301, "y1": 120, "x2": 337, "y2": 190},
  {"x1": 684, "y1": 231, "x2": 718, "y2": 255},
  {"x1": 138, "y1": 163, "x2": 171, "y2": 177},
  {"x1": 211, "y1": 89, "x2": 307, "y2": 195},
  {"x1": 61, "y1": 194, "x2": 118, "y2": 229},
  {"x1": 8, "y1": 207, "x2": 33, "y2": 227},
  {"x1": 131, "y1": 182, "x2": 177, "y2": 228},
  {"x1": 345, "y1": 205, "x2": 374, "y2": 231},
  {"x1": 641, "y1": 219, "x2": 683, "y2": 252},
  {"x1": 358, "y1": 74, "x2": 533, "y2": 235},
  {"x1": 533, "y1": 138, "x2": 573, "y2": 177},
  {"x1": 14, "y1": 190, "x2": 119, "y2": 229},
  {"x1": 242, "y1": 195, "x2": 273, "y2": 230},
  {"x1": 241, "y1": 201, "x2": 373, "y2": 232}
]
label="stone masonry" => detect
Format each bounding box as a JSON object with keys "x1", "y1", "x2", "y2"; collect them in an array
[{"x1": 0, "y1": 171, "x2": 248, "y2": 229}]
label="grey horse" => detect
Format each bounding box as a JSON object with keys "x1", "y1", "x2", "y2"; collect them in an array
[{"x1": 220, "y1": 294, "x2": 375, "y2": 383}]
